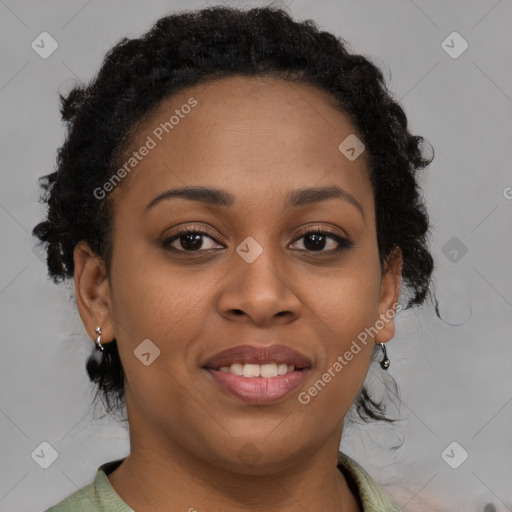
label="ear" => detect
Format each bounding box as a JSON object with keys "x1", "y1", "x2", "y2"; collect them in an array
[
  {"x1": 375, "y1": 246, "x2": 402, "y2": 344},
  {"x1": 74, "y1": 241, "x2": 115, "y2": 345}
]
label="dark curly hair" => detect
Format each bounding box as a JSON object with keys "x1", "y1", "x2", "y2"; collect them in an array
[{"x1": 32, "y1": 6, "x2": 436, "y2": 423}]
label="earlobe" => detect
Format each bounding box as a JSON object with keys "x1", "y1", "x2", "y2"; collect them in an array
[
  {"x1": 73, "y1": 241, "x2": 114, "y2": 344},
  {"x1": 375, "y1": 247, "x2": 403, "y2": 344}
]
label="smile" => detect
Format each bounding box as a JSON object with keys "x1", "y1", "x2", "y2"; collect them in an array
[
  {"x1": 205, "y1": 367, "x2": 310, "y2": 404},
  {"x1": 217, "y1": 362, "x2": 296, "y2": 377},
  {"x1": 202, "y1": 343, "x2": 312, "y2": 404}
]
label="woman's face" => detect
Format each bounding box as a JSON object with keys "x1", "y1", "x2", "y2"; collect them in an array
[{"x1": 77, "y1": 75, "x2": 401, "y2": 473}]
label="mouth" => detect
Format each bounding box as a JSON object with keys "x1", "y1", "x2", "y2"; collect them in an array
[{"x1": 202, "y1": 344, "x2": 312, "y2": 404}]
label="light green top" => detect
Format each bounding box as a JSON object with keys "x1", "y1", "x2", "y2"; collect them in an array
[{"x1": 45, "y1": 451, "x2": 400, "y2": 511}]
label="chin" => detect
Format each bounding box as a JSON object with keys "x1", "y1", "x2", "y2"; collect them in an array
[{"x1": 197, "y1": 439, "x2": 313, "y2": 476}]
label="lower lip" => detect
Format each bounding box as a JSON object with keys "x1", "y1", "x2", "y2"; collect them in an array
[{"x1": 204, "y1": 368, "x2": 310, "y2": 404}]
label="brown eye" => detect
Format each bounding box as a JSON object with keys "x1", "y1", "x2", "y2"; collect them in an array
[
  {"x1": 161, "y1": 228, "x2": 222, "y2": 252},
  {"x1": 160, "y1": 227, "x2": 354, "y2": 255},
  {"x1": 291, "y1": 229, "x2": 354, "y2": 253}
]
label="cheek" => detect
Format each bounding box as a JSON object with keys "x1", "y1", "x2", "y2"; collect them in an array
[
  {"x1": 301, "y1": 261, "x2": 381, "y2": 399},
  {"x1": 110, "y1": 230, "x2": 181, "y2": 320},
  {"x1": 308, "y1": 259, "x2": 382, "y2": 333},
  {"x1": 108, "y1": 227, "x2": 382, "y2": 414},
  {"x1": 108, "y1": 242, "x2": 219, "y2": 375},
  {"x1": 298, "y1": 279, "x2": 378, "y2": 415},
  {"x1": 107, "y1": 252, "x2": 205, "y2": 418}
]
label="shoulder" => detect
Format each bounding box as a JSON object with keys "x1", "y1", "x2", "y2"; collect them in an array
[
  {"x1": 44, "y1": 459, "x2": 132, "y2": 512},
  {"x1": 337, "y1": 452, "x2": 451, "y2": 512},
  {"x1": 337, "y1": 451, "x2": 401, "y2": 512},
  {"x1": 44, "y1": 480, "x2": 98, "y2": 512}
]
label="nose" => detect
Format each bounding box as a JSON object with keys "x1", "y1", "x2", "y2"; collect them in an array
[{"x1": 217, "y1": 243, "x2": 303, "y2": 327}]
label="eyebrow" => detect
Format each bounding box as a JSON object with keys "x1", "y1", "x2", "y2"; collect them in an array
[{"x1": 145, "y1": 185, "x2": 364, "y2": 219}]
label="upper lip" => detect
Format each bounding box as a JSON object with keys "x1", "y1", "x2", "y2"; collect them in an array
[{"x1": 203, "y1": 344, "x2": 312, "y2": 369}]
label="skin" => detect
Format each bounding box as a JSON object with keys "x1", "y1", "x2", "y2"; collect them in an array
[{"x1": 74, "y1": 75, "x2": 402, "y2": 512}]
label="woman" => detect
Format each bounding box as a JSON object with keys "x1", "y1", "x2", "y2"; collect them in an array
[{"x1": 34, "y1": 6, "x2": 435, "y2": 511}]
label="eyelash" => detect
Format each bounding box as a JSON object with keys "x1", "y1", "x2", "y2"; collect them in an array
[{"x1": 160, "y1": 226, "x2": 354, "y2": 255}]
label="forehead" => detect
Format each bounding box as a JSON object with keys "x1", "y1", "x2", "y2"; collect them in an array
[{"x1": 110, "y1": 75, "x2": 373, "y2": 216}]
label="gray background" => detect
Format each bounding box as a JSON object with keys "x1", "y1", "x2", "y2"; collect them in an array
[{"x1": 1, "y1": 0, "x2": 511, "y2": 510}]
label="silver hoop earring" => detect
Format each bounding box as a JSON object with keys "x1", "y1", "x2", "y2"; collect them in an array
[
  {"x1": 95, "y1": 326, "x2": 104, "y2": 351},
  {"x1": 379, "y1": 343, "x2": 390, "y2": 370}
]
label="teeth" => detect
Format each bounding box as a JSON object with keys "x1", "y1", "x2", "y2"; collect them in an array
[
  {"x1": 230, "y1": 363, "x2": 244, "y2": 376},
  {"x1": 260, "y1": 363, "x2": 278, "y2": 378},
  {"x1": 243, "y1": 363, "x2": 260, "y2": 378},
  {"x1": 277, "y1": 363, "x2": 288, "y2": 375},
  {"x1": 217, "y1": 362, "x2": 297, "y2": 378}
]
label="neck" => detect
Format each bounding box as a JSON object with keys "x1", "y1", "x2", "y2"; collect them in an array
[{"x1": 107, "y1": 401, "x2": 361, "y2": 511}]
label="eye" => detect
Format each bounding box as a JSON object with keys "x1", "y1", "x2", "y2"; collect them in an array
[
  {"x1": 160, "y1": 227, "x2": 354, "y2": 255},
  {"x1": 160, "y1": 227, "x2": 223, "y2": 253},
  {"x1": 290, "y1": 228, "x2": 354, "y2": 254}
]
